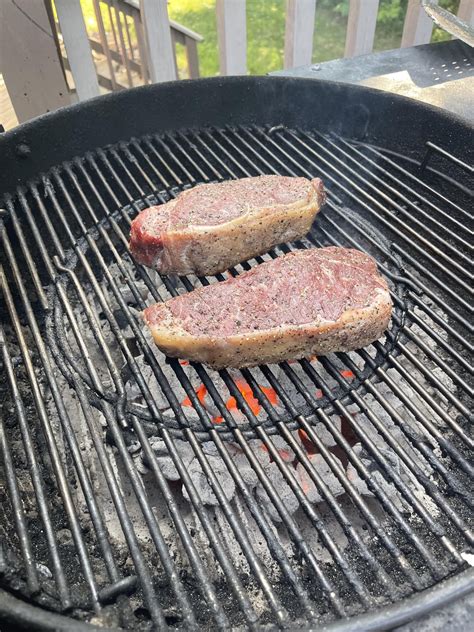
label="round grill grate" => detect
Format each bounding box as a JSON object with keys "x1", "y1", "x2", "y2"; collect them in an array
[{"x1": 44, "y1": 134, "x2": 409, "y2": 442}]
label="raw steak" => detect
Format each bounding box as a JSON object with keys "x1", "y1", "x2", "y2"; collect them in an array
[
  {"x1": 129, "y1": 175, "x2": 325, "y2": 275},
  {"x1": 143, "y1": 247, "x2": 392, "y2": 369}
]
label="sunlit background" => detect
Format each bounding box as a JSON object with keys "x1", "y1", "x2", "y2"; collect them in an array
[{"x1": 0, "y1": 0, "x2": 461, "y2": 130}]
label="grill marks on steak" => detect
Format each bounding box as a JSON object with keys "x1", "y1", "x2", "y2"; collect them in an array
[
  {"x1": 129, "y1": 175, "x2": 325, "y2": 276},
  {"x1": 143, "y1": 247, "x2": 393, "y2": 369}
]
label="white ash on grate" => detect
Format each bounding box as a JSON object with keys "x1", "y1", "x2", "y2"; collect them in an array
[
  {"x1": 229, "y1": 440, "x2": 272, "y2": 488},
  {"x1": 182, "y1": 453, "x2": 236, "y2": 505},
  {"x1": 349, "y1": 443, "x2": 404, "y2": 511},
  {"x1": 139, "y1": 437, "x2": 195, "y2": 480},
  {"x1": 256, "y1": 462, "x2": 299, "y2": 522},
  {"x1": 295, "y1": 453, "x2": 345, "y2": 504}
]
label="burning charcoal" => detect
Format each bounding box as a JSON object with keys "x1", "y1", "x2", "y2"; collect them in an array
[
  {"x1": 346, "y1": 462, "x2": 372, "y2": 496},
  {"x1": 119, "y1": 280, "x2": 149, "y2": 306},
  {"x1": 126, "y1": 354, "x2": 188, "y2": 414},
  {"x1": 295, "y1": 453, "x2": 344, "y2": 504},
  {"x1": 267, "y1": 435, "x2": 294, "y2": 463},
  {"x1": 202, "y1": 441, "x2": 219, "y2": 455},
  {"x1": 36, "y1": 563, "x2": 53, "y2": 580},
  {"x1": 352, "y1": 444, "x2": 399, "y2": 500},
  {"x1": 256, "y1": 462, "x2": 298, "y2": 522},
  {"x1": 142, "y1": 438, "x2": 194, "y2": 481},
  {"x1": 134, "y1": 454, "x2": 149, "y2": 475},
  {"x1": 182, "y1": 455, "x2": 235, "y2": 505},
  {"x1": 311, "y1": 453, "x2": 344, "y2": 497},
  {"x1": 141, "y1": 266, "x2": 164, "y2": 291},
  {"x1": 127, "y1": 440, "x2": 141, "y2": 455},
  {"x1": 311, "y1": 422, "x2": 339, "y2": 447},
  {"x1": 230, "y1": 441, "x2": 271, "y2": 489},
  {"x1": 295, "y1": 462, "x2": 322, "y2": 504},
  {"x1": 379, "y1": 447, "x2": 400, "y2": 474},
  {"x1": 56, "y1": 528, "x2": 73, "y2": 547},
  {"x1": 370, "y1": 470, "x2": 399, "y2": 500},
  {"x1": 248, "y1": 440, "x2": 271, "y2": 467}
]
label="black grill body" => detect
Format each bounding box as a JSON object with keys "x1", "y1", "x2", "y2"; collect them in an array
[{"x1": 0, "y1": 77, "x2": 472, "y2": 631}]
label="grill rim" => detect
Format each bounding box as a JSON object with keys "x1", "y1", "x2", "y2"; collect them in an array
[
  {"x1": 1, "y1": 569, "x2": 473, "y2": 632},
  {"x1": 1, "y1": 75, "x2": 473, "y2": 196},
  {"x1": 1, "y1": 78, "x2": 472, "y2": 630}
]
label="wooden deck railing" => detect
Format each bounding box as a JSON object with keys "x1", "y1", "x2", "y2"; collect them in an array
[
  {"x1": 2, "y1": 0, "x2": 473, "y2": 126},
  {"x1": 57, "y1": 0, "x2": 203, "y2": 93}
]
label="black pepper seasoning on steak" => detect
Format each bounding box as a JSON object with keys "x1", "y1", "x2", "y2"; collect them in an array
[
  {"x1": 129, "y1": 175, "x2": 326, "y2": 276},
  {"x1": 143, "y1": 247, "x2": 393, "y2": 369}
]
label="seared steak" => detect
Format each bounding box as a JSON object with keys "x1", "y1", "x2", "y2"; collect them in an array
[
  {"x1": 143, "y1": 247, "x2": 392, "y2": 369},
  {"x1": 129, "y1": 175, "x2": 325, "y2": 276}
]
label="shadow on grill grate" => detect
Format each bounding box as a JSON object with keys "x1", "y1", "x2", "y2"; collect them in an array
[{"x1": 0, "y1": 125, "x2": 472, "y2": 630}]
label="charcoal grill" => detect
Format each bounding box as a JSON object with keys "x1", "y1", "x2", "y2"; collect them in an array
[{"x1": 0, "y1": 77, "x2": 472, "y2": 631}]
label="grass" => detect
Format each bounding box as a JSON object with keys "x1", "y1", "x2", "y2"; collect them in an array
[
  {"x1": 166, "y1": 0, "x2": 458, "y2": 76},
  {"x1": 79, "y1": 0, "x2": 459, "y2": 79}
]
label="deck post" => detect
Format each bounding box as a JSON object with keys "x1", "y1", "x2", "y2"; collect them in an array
[
  {"x1": 55, "y1": 0, "x2": 100, "y2": 101},
  {"x1": 458, "y1": 0, "x2": 474, "y2": 26},
  {"x1": 401, "y1": 0, "x2": 436, "y2": 47},
  {"x1": 216, "y1": 0, "x2": 247, "y2": 76},
  {"x1": 284, "y1": 0, "x2": 317, "y2": 69},
  {"x1": 140, "y1": 0, "x2": 177, "y2": 82},
  {"x1": 345, "y1": 0, "x2": 380, "y2": 58},
  {"x1": 0, "y1": 0, "x2": 71, "y2": 123},
  {"x1": 185, "y1": 37, "x2": 201, "y2": 79}
]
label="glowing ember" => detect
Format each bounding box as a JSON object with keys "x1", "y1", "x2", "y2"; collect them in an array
[
  {"x1": 340, "y1": 369, "x2": 355, "y2": 379},
  {"x1": 225, "y1": 379, "x2": 277, "y2": 417},
  {"x1": 179, "y1": 360, "x2": 189, "y2": 366},
  {"x1": 287, "y1": 355, "x2": 318, "y2": 365},
  {"x1": 315, "y1": 389, "x2": 323, "y2": 399},
  {"x1": 181, "y1": 379, "x2": 278, "y2": 424},
  {"x1": 182, "y1": 384, "x2": 207, "y2": 408}
]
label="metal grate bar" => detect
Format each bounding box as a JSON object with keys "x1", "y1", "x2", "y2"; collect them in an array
[
  {"x1": 248, "y1": 129, "x2": 469, "y2": 346},
  {"x1": 422, "y1": 142, "x2": 474, "y2": 175},
  {"x1": 180, "y1": 128, "x2": 472, "y2": 548},
  {"x1": 14, "y1": 183, "x2": 232, "y2": 629},
  {"x1": 311, "y1": 132, "x2": 470, "y2": 260},
  {"x1": 202, "y1": 128, "x2": 471, "y2": 406},
  {"x1": 0, "y1": 249, "x2": 101, "y2": 611},
  {"x1": 106, "y1": 134, "x2": 429, "y2": 597},
  {"x1": 157, "y1": 128, "x2": 472, "y2": 472},
  {"x1": 233, "y1": 126, "x2": 471, "y2": 318},
  {"x1": 41, "y1": 167, "x2": 304, "y2": 628},
  {"x1": 318, "y1": 209, "x2": 472, "y2": 380},
  {"x1": 271, "y1": 130, "x2": 471, "y2": 303},
  {"x1": 308, "y1": 219, "x2": 472, "y2": 439},
  {"x1": 317, "y1": 197, "x2": 471, "y2": 334},
  {"x1": 335, "y1": 137, "x2": 471, "y2": 243},
  {"x1": 0, "y1": 297, "x2": 72, "y2": 611},
  {"x1": 363, "y1": 145, "x2": 472, "y2": 218},
  {"x1": 0, "y1": 327, "x2": 40, "y2": 596},
  {"x1": 76, "y1": 137, "x2": 424, "y2": 612}
]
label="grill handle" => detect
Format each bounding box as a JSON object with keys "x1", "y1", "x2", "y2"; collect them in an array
[{"x1": 422, "y1": 0, "x2": 474, "y2": 47}]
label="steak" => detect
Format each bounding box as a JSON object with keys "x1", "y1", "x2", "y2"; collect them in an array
[
  {"x1": 129, "y1": 175, "x2": 325, "y2": 275},
  {"x1": 143, "y1": 247, "x2": 392, "y2": 369}
]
